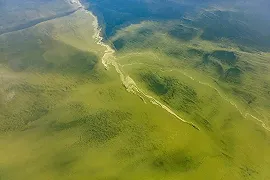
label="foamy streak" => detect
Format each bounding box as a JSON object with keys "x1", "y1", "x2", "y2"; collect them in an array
[
  {"x1": 162, "y1": 69, "x2": 270, "y2": 132},
  {"x1": 68, "y1": 0, "x2": 83, "y2": 8},
  {"x1": 75, "y1": 1, "x2": 267, "y2": 132},
  {"x1": 76, "y1": 2, "x2": 200, "y2": 130}
]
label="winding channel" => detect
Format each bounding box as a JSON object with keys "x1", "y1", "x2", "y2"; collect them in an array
[
  {"x1": 73, "y1": 1, "x2": 200, "y2": 131},
  {"x1": 76, "y1": 0, "x2": 270, "y2": 132}
]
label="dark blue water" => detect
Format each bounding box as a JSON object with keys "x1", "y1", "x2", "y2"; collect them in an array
[
  {"x1": 86, "y1": 0, "x2": 204, "y2": 38},
  {"x1": 85, "y1": 0, "x2": 270, "y2": 51}
]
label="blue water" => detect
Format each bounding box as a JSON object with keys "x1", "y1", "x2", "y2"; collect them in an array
[
  {"x1": 86, "y1": 0, "x2": 201, "y2": 38},
  {"x1": 85, "y1": 0, "x2": 270, "y2": 50}
]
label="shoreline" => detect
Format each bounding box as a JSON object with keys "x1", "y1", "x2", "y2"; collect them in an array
[
  {"x1": 73, "y1": 0, "x2": 269, "y2": 132},
  {"x1": 90, "y1": 10, "x2": 200, "y2": 130},
  {"x1": 73, "y1": 2, "x2": 201, "y2": 130}
]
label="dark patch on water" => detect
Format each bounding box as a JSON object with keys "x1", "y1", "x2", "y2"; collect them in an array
[
  {"x1": 199, "y1": 52, "x2": 242, "y2": 81},
  {"x1": 50, "y1": 110, "x2": 132, "y2": 144},
  {"x1": 192, "y1": 113, "x2": 213, "y2": 131},
  {"x1": 140, "y1": 71, "x2": 198, "y2": 113},
  {"x1": 202, "y1": 50, "x2": 237, "y2": 67},
  {"x1": 223, "y1": 67, "x2": 242, "y2": 84},
  {"x1": 140, "y1": 72, "x2": 170, "y2": 95},
  {"x1": 231, "y1": 88, "x2": 256, "y2": 105},
  {"x1": 58, "y1": 51, "x2": 98, "y2": 74},
  {"x1": 112, "y1": 38, "x2": 125, "y2": 51},
  {"x1": 152, "y1": 150, "x2": 201, "y2": 172},
  {"x1": 239, "y1": 165, "x2": 259, "y2": 179},
  {"x1": 168, "y1": 24, "x2": 198, "y2": 41},
  {"x1": 202, "y1": 53, "x2": 210, "y2": 64},
  {"x1": 210, "y1": 50, "x2": 237, "y2": 66}
]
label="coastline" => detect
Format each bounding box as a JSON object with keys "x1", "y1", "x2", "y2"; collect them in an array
[
  {"x1": 72, "y1": 0, "x2": 270, "y2": 132},
  {"x1": 73, "y1": 1, "x2": 201, "y2": 130}
]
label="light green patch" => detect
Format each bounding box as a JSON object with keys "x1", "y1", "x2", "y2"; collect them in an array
[{"x1": 0, "y1": 5, "x2": 270, "y2": 180}]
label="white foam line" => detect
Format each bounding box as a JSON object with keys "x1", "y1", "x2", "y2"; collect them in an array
[
  {"x1": 117, "y1": 52, "x2": 146, "y2": 60},
  {"x1": 76, "y1": 3, "x2": 200, "y2": 131},
  {"x1": 162, "y1": 69, "x2": 270, "y2": 132},
  {"x1": 121, "y1": 63, "x2": 144, "y2": 67}
]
